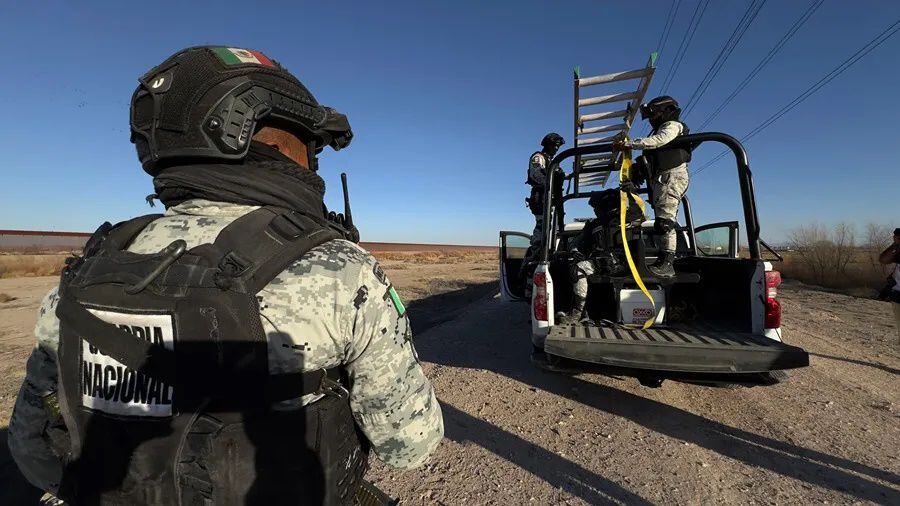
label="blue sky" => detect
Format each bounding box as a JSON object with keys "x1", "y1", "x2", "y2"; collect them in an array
[{"x1": 0, "y1": 0, "x2": 897, "y2": 245}]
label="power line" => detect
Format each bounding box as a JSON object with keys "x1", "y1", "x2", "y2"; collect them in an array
[
  {"x1": 697, "y1": 0, "x2": 824, "y2": 130},
  {"x1": 659, "y1": 0, "x2": 711, "y2": 96},
  {"x1": 681, "y1": 0, "x2": 760, "y2": 115},
  {"x1": 655, "y1": 0, "x2": 681, "y2": 63},
  {"x1": 682, "y1": 0, "x2": 768, "y2": 119},
  {"x1": 642, "y1": 0, "x2": 708, "y2": 136},
  {"x1": 691, "y1": 17, "x2": 900, "y2": 176}
]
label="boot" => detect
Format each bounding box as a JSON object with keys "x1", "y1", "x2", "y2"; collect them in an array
[
  {"x1": 648, "y1": 251, "x2": 676, "y2": 278},
  {"x1": 39, "y1": 493, "x2": 64, "y2": 506},
  {"x1": 557, "y1": 297, "x2": 586, "y2": 325}
]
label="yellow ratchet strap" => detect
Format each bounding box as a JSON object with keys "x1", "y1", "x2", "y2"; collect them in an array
[{"x1": 619, "y1": 145, "x2": 656, "y2": 329}]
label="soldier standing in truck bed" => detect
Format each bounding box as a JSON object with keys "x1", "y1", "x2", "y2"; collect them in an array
[{"x1": 617, "y1": 96, "x2": 692, "y2": 278}]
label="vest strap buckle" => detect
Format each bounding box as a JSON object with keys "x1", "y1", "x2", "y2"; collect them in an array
[{"x1": 218, "y1": 252, "x2": 251, "y2": 277}]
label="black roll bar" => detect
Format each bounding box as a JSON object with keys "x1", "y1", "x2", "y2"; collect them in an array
[
  {"x1": 681, "y1": 194, "x2": 698, "y2": 257},
  {"x1": 540, "y1": 132, "x2": 761, "y2": 262}
]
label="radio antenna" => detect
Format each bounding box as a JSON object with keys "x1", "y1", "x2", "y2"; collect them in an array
[{"x1": 341, "y1": 172, "x2": 353, "y2": 229}]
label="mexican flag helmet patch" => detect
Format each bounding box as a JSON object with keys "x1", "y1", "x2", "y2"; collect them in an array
[{"x1": 211, "y1": 47, "x2": 275, "y2": 68}]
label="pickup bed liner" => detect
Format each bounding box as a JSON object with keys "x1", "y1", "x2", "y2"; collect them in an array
[{"x1": 544, "y1": 323, "x2": 809, "y2": 374}]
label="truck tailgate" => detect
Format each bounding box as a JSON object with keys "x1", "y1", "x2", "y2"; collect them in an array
[{"x1": 544, "y1": 324, "x2": 808, "y2": 373}]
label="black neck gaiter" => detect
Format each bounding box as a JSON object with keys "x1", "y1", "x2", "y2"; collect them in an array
[{"x1": 151, "y1": 142, "x2": 326, "y2": 218}]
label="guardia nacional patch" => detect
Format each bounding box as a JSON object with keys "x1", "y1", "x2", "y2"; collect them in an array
[
  {"x1": 81, "y1": 309, "x2": 175, "y2": 418},
  {"x1": 212, "y1": 47, "x2": 275, "y2": 67}
]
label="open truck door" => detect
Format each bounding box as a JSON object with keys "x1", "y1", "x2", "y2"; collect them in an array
[
  {"x1": 695, "y1": 221, "x2": 739, "y2": 258},
  {"x1": 499, "y1": 231, "x2": 531, "y2": 301}
]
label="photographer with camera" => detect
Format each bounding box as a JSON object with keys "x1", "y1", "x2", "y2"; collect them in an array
[{"x1": 878, "y1": 228, "x2": 900, "y2": 343}]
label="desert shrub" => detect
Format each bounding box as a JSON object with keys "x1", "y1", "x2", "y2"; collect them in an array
[
  {"x1": 787, "y1": 223, "x2": 854, "y2": 285},
  {"x1": 0, "y1": 255, "x2": 67, "y2": 278},
  {"x1": 782, "y1": 222, "x2": 893, "y2": 295},
  {"x1": 862, "y1": 223, "x2": 893, "y2": 279},
  {"x1": 373, "y1": 250, "x2": 497, "y2": 265},
  {"x1": 0, "y1": 250, "x2": 497, "y2": 278}
]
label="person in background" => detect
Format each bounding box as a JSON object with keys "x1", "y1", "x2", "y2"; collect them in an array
[
  {"x1": 878, "y1": 227, "x2": 900, "y2": 343},
  {"x1": 522, "y1": 133, "x2": 565, "y2": 291}
]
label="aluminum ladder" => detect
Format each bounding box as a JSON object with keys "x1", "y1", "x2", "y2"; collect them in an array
[{"x1": 573, "y1": 53, "x2": 657, "y2": 191}]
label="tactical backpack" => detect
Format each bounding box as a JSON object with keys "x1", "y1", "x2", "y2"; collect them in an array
[
  {"x1": 526, "y1": 151, "x2": 550, "y2": 215},
  {"x1": 53, "y1": 207, "x2": 368, "y2": 505}
]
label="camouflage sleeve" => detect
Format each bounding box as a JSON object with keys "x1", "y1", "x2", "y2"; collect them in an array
[
  {"x1": 342, "y1": 255, "x2": 444, "y2": 469},
  {"x1": 7, "y1": 287, "x2": 64, "y2": 493},
  {"x1": 631, "y1": 120, "x2": 683, "y2": 149}
]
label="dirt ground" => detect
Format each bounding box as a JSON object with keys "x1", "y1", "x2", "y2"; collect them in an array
[{"x1": 2, "y1": 255, "x2": 899, "y2": 505}]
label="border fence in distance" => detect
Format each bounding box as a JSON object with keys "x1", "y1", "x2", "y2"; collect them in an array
[{"x1": 0, "y1": 230, "x2": 495, "y2": 254}]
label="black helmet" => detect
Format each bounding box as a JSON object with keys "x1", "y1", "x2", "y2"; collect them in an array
[
  {"x1": 639, "y1": 95, "x2": 681, "y2": 122},
  {"x1": 540, "y1": 132, "x2": 565, "y2": 153},
  {"x1": 130, "y1": 46, "x2": 353, "y2": 175}
]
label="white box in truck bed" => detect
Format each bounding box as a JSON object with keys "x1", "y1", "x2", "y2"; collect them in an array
[{"x1": 619, "y1": 288, "x2": 666, "y2": 325}]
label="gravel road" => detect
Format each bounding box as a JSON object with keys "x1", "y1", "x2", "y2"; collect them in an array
[{"x1": 368, "y1": 280, "x2": 899, "y2": 505}]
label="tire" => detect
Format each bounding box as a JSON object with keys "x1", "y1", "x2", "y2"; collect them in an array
[
  {"x1": 760, "y1": 369, "x2": 790, "y2": 384},
  {"x1": 695, "y1": 370, "x2": 790, "y2": 389}
]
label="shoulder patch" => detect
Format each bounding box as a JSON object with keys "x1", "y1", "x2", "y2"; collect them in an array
[
  {"x1": 372, "y1": 262, "x2": 389, "y2": 286},
  {"x1": 386, "y1": 286, "x2": 406, "y2": 316},
  {"x1": 531, "y1": 153, "x2": 547, "y2": 168}
]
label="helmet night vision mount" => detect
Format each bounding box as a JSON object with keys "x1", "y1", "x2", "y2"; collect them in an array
[{"x1": 639, "y1": 95, "x2": 680, "y2": 121}]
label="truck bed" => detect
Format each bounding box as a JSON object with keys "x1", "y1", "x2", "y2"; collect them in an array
[{"x1": 544, "y1": 323, "x2": 809, "y2": 374}]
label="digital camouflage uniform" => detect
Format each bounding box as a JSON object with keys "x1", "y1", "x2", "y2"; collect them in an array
[
  {"x1": 631, "y1": 120, "x2": 690, "y2": 252},
  {"x1": 569, "y1": 221, "x2": 604, "y2": 316},
  {"x1": 8, "y1": 199, "x2": 444, "y2": 493},
  {"x1": 572, "y1": 259, "x2": 594, "y2": 304}
]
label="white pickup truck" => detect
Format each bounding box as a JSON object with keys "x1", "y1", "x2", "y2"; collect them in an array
[{"x1": 500, "y1": 133, "x2": 808, "y2": 387}]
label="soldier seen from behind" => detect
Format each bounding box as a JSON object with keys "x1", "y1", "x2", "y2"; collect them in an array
[
  {"x1": 615, "y1": 96, "x2": 692, "y2": 278},
  {"x1": 7, "y1": 46, "x2": 443, "y2": 506}
]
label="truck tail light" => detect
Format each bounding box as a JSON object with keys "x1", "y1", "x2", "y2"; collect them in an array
[
  {"x1": 533, "y1": 272, "x2": 548, "y2": 321},
  {"x1": 765, "y1": 271, "x2": 782, "y2": 329}
]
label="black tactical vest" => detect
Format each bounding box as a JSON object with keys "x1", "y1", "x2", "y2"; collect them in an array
[
  {"x1": 644, "y1": 122, "x2": 691, "y2": 173},
  {"x1": 53, "y1": 207, "x2": 368, "y2": 506}
]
